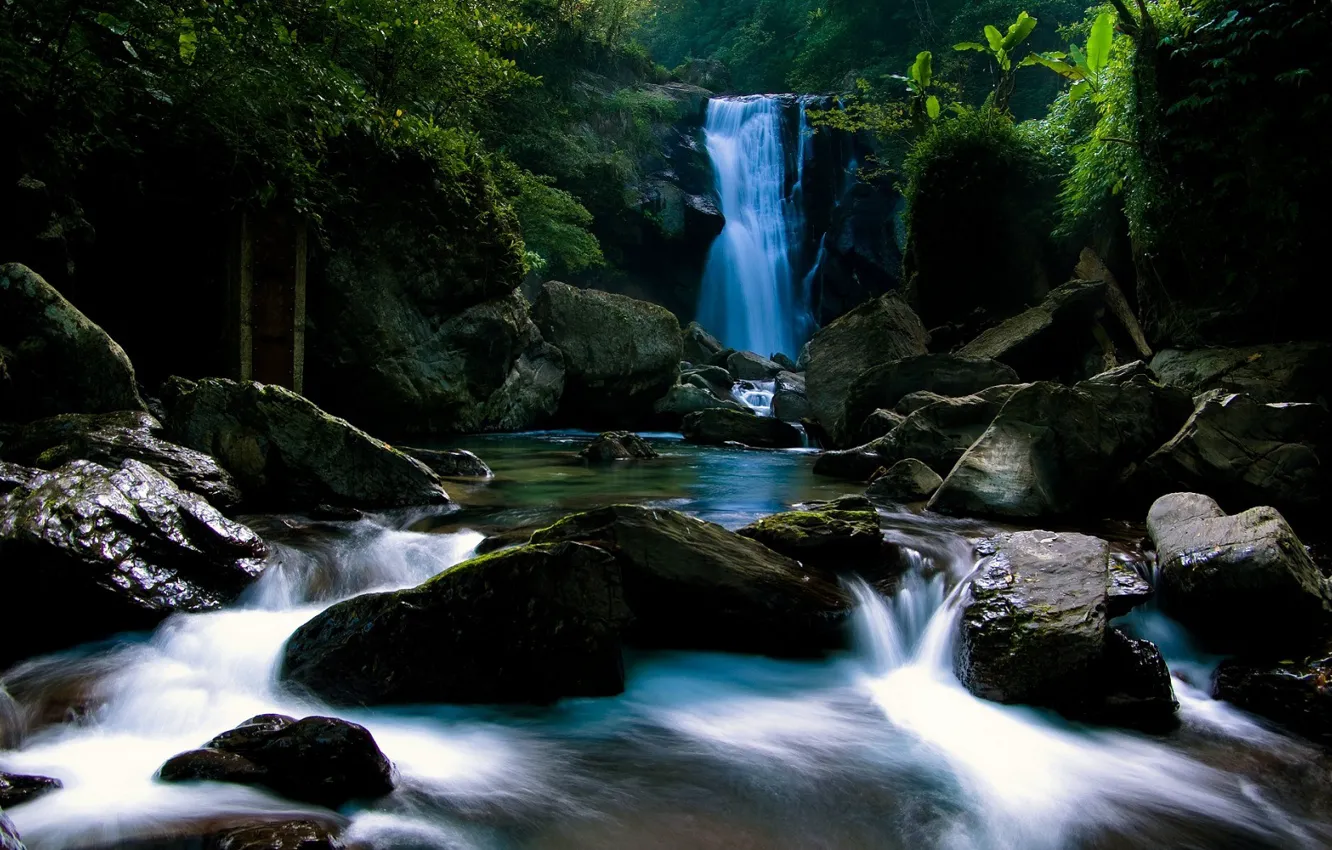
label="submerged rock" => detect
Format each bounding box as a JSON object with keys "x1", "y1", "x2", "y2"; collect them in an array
[
  {"x1": 0, "y1": 411, "x2": 242, "y2": 509},
  {"x1": 0, "y1": 459, "x2": 267, "y2": 664},
  {"x1": 1150, "y1": 342, "x2": 1332, "y2": 405},
  {"x1": 1147, "y1": 493, "x2": 1332, "y2": 652},
  {"x1": 282, "y1": 543, "x2": 631, "y2": 705},
  {"x1": 530, "y1": 505, "x2": 851, "y2": 656},
  {"x1": 0, "y1": 773, "x2": 62, "y2": 808},
  {"x1": 579, "y1": 431, "x2": 659, "y2": 462},
  {"x1": 0, "y1": 263, "x2": 146, "y2": 421},
  {"x1": 842, "y1": 355, "x2": 1019, "y2": 441},
  {"x1": 865, "y1": 459, "x2": 942, "y2": 503},
  {"x1": 804, "y1": 294, "x2": 929, "y2": 446},
  {"x1": 1213, "y1": 652, "x2": 1332, "y2": 746},
  {"x1": 158, "y1": 714, "x2": 393, "y2": 808},
  {"x1": 727, "y1": 351, "x2": 783, "y2": 381},
  {"x1": 161, "y1": 377, "x2": 450, "y2": 510},
  {"x1": 736, "y1": 507, "x2": 884, "y2": 573},
  {"x1": 771, "y1": 371, "x2": 811, "y2": 423},
  {"x1": 533, "y1": 281, "x2": 682, "y2": 427},
  {"x1": 399, "y1": 446, "x2": 493, "y2": 478},
  {"x1": 681, "y1": 409, "x2": 804, "y2": 449}
]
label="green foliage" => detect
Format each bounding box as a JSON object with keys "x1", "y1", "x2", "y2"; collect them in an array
[
  {"x1": 954, "y1": 11, "x2": 1039, "y2": 110},
  {"x1": 1021, "y1": 11, "x2": 1116, "y2": 102},
  {"x1": 495, "y1": 160, "x2": 605, "y2": 276}
]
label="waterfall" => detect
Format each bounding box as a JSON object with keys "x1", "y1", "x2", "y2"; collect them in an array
[{"x1": 696, "y1": 96, "x2": 808, "y2": 360}]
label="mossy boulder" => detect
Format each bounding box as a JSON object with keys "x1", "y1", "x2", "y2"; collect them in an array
[
  {"x1": 530, "y1": 504, "x2": 851, "y2": 656},
  {"x1": 736, "y1": 508, "x2": 884, "y2": 573},
  {"x1": 0, "y1": 263, "x2": 146, "y2": 422},
  {"x1": 161, "y1": 377, "x2": 450, "y2": 510},
  {"x1": 681, "y1": 409, "x2": 803, "y2": 448},
  {"x1": 532, "y1": 281, "x2": 682, "y2": 427},
  {"x1": 281, "y1": 542, "x2": 631, "y2": 705},
  {"x1": 579, "y1": 431, "x2": 659, "y2": 462}
]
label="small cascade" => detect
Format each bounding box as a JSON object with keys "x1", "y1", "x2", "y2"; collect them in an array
[{"x1": 731, "y1": 379, "x2": 776, "y2": 417}]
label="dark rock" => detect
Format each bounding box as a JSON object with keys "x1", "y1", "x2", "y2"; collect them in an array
[
  {"x1": 1108, "y1": 559, "x2": 1154, "y2": 618},
  {"x1": 805, "y1": 294, "x2": 929, "y2": 446},
  {"x1": 894, "y1": 390, "x2": 950, "y2": 415},
  {"x1": 772, "y1": 352, "x2": 799, "y2": 372},
  {"x1": 727, "y1": 351, "x2": 783, "y2": 381},
  {"x1": 579, "y1": 432, "x2": 659, "y2": 462},
  {"x1": 771, "y1": 371, "x2": 810, "y2": 423},
  {"x1": 1214, "y1": 651, "x2": 1332, "y2": 746},
  {"x1": 161, "y1": 377, "x2": 450, "y2": 510},
  {"x1": 865, "y1": 459, "x2": 942, "y2": 503},
  {"x1": 682, "y1": 321, "x2": 724, "y2": 365},
  {"x1": 1098, "y1": 628, "x2": 1179, "y2": 732},
  {"x1": 654, "y1": 384, "x2": 747, "y2": 418},
  {"x1": 682, "y1": 409, "x2": 804, "y2": 449},
  {"x1": 842, "y1": 355, "x2": 1019, "y2": 440},
  {"x1": 1147, "y1": 493, "x2": 1332, "y2": 652},
  {"x1": 957, "y1": 531, "x2": 1110, "y2": 707},
  {"x1": 158, "y1": 714, "x2": 393, "y2": 809},
  {"x1": 736, "y1": 507, "x2": 884, "y2": 573},
  {"x1": 1150, "y1": 342, "x2": 1332, "y2": 406},
  {"x1": 681, "y1": 364, "x2": 733, "y2": 395},
  {"x1": 1138, "y1": 392, "x2": 1328, "y2": 518},
  {"x1": 0, "y1": 459, "x2": 267, "y2": 664},
  {"x1": 810, "y1": 182, "x2": 904, "y2": 327},
  {"x1": 858, "y1": 409, "x2": 904, "y2": 443},
  {"x1": 707, "y1": 347, "x2": 738, "y2": 369},
  {"x1": 309, "y1": 287, "x2": 564, "y2": 436},
  {"x1": 0, "y1": 263, "x2": 146, "y2": 421},
  {"x1": 206, "y1": 819, "x2": 343, "y2": 850},
  {"x1": 0, "y1": 773, "x2": 62, "y2": 808},
  {"x1": 282, "y1": 543, "x2": 630, "y2": 705},
  {"x1": 0, "y1": 411, "x2": 242, "y2": 509},
  {"x1": 399, "y1": 447, "x2": 492, "y2": 479},
  {"x1": 532, "y1": 281, "x2": 682, "y2": 427},
  {"x1": 1083, "y1": 360, "x2": 1156, "y2": 386}
]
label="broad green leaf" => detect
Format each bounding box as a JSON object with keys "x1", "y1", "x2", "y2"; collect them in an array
[
  {"x1": 178, "y1": 27, "x2": 197, "y2": 63},
  {"x1": 1022, "y1": 52, "x2": 1083, "y2": 80},
  {"x1": 911, "y1": 51, "x2": 933, "y2": 89},
  {"x1": 96, "y1": 12, "x2": 129, "y2": 35},
  {"x1": 954, "y1": 41, "x2": 988, "y2": 52},
  {"x1": 984, "y1": 25, "x2": 1003, "y2": 53},
  {"x1": 1069, "y1": 43, "x2": 1088, "y2": 70},
  {"x1": 1069, "y1": 79, "x2": 1091, "y2": 102},
  {"x1": 1086, "y1": 12, "x2": 1113, "y2": 75},
  {"x1": 1002, "y1": 12, "x2": 1037, "y2": 52},
  {"x1": 926, "y1": 95, "x2": 941, "y2": 120}
]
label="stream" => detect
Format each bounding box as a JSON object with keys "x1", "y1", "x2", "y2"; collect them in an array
[{"x1": 4, "y1": 432, "x2": 1332, "y2": 849}]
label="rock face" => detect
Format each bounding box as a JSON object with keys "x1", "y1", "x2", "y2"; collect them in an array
[
  {"x1": 0, "y1": 263, "x2": 146, "y2": 421},
  {"x1": 579, "y1": 432, "x2": 659, "y2": 462},
  {"x1": 736, "y1": 507, "x2": 884, "y2": 573},
  {"x1": 530, "y1": 505, "x2": 851, "y2": 656},
  {"x1": 804, "y1": 294, "x2": 929, "y2": 446},
  {"x1": 842, "y1": 355, "x2": 1019, "y2": 441},
  {"x1": 682, "y1": 322, "x2": 725, "y2": 364},
  {"x1": 865, "y1": 459, "x2": 942, "y2": 503},
  {"x1": 158, "y1": 714, "x2": 393, "y2": 808},
  {"x1": 857, "y1": 409, "x2": 905, "y2": 443},
  {"x1": 532, "y1": 281, "x2": 682, "y2": 427},
  {"x1": 771, "y1": 371, "x2": 811, "y2": 422},
  {"x1": 1147, "y1": 493, "x2": 1332, "y2": 651},
  {"x1": 930, "y1": 376, "x2": 1190, "y2": 519},
  {"x1": 399, "y1": 447, "x2": 493, "y2": 478},
  {"x1": 0, "y1": 411, "x2": 242, "y2": 509},
  {"x1": 161, "y1": 377, "x2": 450, "y2": 510},
  {"x1": 1150, "y1": 342, "x2": 1332, "y2": 405},
  {"x1": 0, "y1": 773, "x2": 63, "y2": 808},
  {"x1": 1213, "y1": 652, "x2": 1332, "y2": 745},
  {"x1": 0, "y1": 459, "x2": 267, "y2": 663},
  {"x1": 681, "y1": 409, "x2": 804, "y2": 449},
  {"x1": 957, "y1": 531, "x2": 1176, "y2": 726},
  {"x1": 282, "y1": 542, "x2": 631, "y2": 705},
  {"x1": 727, "y1": 351, "x2": 783, "y2": 381},
  {"x1": 1139, "y1": 392, "x2": 1327, "y2": 517}
]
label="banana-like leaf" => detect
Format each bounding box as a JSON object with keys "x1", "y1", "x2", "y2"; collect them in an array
[
  {"x1": 954, "y1": 41, "x2": 988, "y2": 52},
  {"x1": 1021, "y1": 52, "x2": 1084, "y2": 80},
  {"x1": 1069, "y1": 79, "x2": 1091, "y2": 103},
  {"x1": 985, "y1": 25, "x2": 1003, "y2": 52},
  {"x1": 926, "y1": 95, "x2": 941, "y2": 120},
  {"x1": 1069, "y1": 43, "x2": 1088, "y2": 70},
  {"x1": 911, "y1": 51, "x2": 933, "y2": 89},
  {"x1": 1086, "y1": 12, "x2": 1113, "y2": 75},
  {"x1": 1002, "y1": 11, "x2": 1038, "y2": 51}
]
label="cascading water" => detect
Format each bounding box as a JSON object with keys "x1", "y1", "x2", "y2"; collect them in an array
[{"x1": 696, "y1": 96, "x2": 809, "y2": 360}]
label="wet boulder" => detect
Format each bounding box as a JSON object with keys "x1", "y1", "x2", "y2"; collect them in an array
[
  {"x1": 1108, "y1": 559, "x2": 1154, "y2": 618},
  {"x1": 1138, "y1": 392, "x2": 1327, "y2": 518},
  {"x1": 0, "y1": 263, "x2": 146, "y2": 421},
  {"x1": 399, "y1": 447, "x2": 492, "y2": 478},
  {"x1": 842, "y1": 355, "x2": 1019, "y2": 442},
  {"x1": 579, "y1": 431, "x2": 659, "y2": 462},
  {"x1": 532, "y1": 281, "x2": 682, "y2": 427},
  {"x1": 158, "y1": 714, "x2": 393, "y2": 808},
  {"x1": 1147, "y1": 493, "x2": 1332, "y2": 652},
  {"x1": 530, "y1": 505, "x2": 851, "y2": 656},
  {"x1": 654, "y1": 384, "x2": 747, "y2": 418},
  {"x1": 1098, "y1": 628, "x2": 1179, "y2": 732},
  {"x1": 682, "y1": 321, "x2": 725, "y2": 365},
  {"x1": 727, "y1": 351, "x2": 783, "y2": 381},
  {"x1": 282, "y1": 542, "x2": 631, "y2": 705},
  {"x1": 771, "y1": 371, "x2": 811, "y2": 423},
  {"x1": 0, "y1": 411, "x2": 242, "y2": 509},
  {"x1": 681, "y1": 409, "x2": 803, "y2": 449},
  {"x1": 208, "y1": 820, "x2": 344, "y2": 850},
  {"x1": 1150, "y1": 342, "x2": 1332, "y2": 406},
  {"x1": 1213, "y1": 652, "x2": 1332, "y2": 746},
  {"x1": 865, "y1": 459, "x2": 942, "y2": 503},
  {"x1": 804, "y1": 294, "x2": 929, "y2": 446},
  {"x1": 161, "y1": 377, "x2": 450, "y2": 510},
  {"x1": 736, "y1": 506, "x2": 884, "y2": 574},
  {"x1": 0, "y1": 773, "x2": 62, "y2": 808},
  {"x1": 0, "y1": 459, "x2": 267, "y2": 664}
]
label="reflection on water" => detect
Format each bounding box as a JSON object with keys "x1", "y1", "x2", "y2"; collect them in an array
[{"x1": 3, "y1": 433, "x2": 1332, "y2": 849}]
